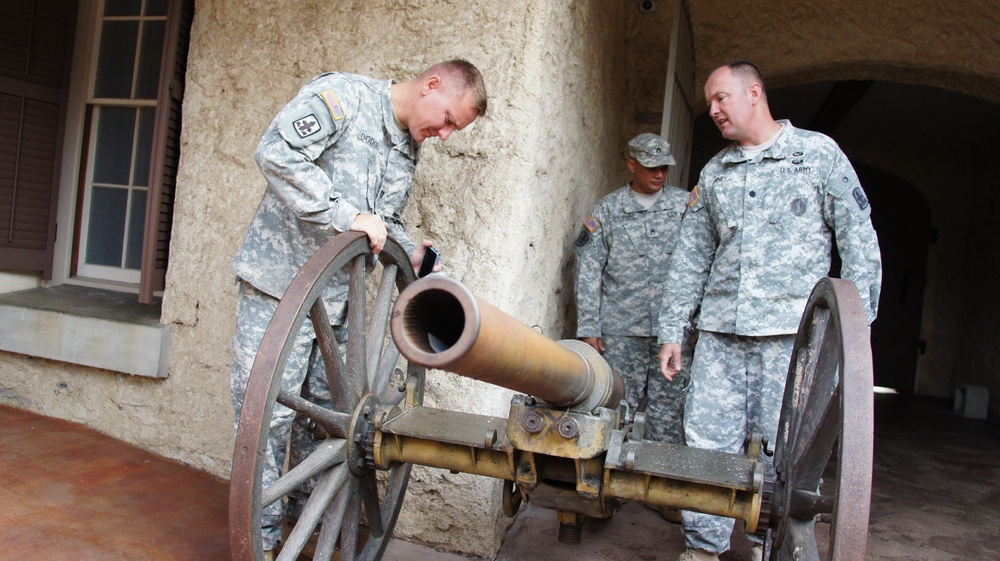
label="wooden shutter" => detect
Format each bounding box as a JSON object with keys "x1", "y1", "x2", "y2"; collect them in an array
[
  {"x1": 0, "y1": 0, "x2": 77, "y2": 280},
  {"x1": 139, "y1": 0, "x2": 194, "y2": 303},
  {"x1": 659, "y1": 0, "x2": 695, "y2": 189}
]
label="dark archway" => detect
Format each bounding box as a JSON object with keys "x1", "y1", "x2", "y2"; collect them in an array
[{"x1": 858, "y1": 165, "x2": 930, "y2": 392}]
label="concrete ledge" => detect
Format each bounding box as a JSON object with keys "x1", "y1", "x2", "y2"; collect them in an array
[{"x1": 0, "y1": 285, "x2": 169, "y2": 378}]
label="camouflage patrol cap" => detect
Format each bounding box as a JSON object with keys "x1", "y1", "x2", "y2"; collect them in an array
[{"x1": 628, "y1": 133, "x2": 676, "y2": 167}]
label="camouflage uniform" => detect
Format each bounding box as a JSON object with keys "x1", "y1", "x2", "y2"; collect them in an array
[
  {"x1": 657, "y1": 121, "x2": 882, "y2": 553},
  {"x1": 230, "y1": 72, "x2": 418, "y2": 550},
  {"x1": 575, "y1": 135, "x2": 690, "y2": 443}
]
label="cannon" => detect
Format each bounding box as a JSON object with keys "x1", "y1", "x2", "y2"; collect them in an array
[{"x1": 230, "y1": 232, "x2": 874, "y2": 561}]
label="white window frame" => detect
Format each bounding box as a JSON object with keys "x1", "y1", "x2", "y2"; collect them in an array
[{"x1": 52, "y1": 0, "x2": 165, "y2": 292}]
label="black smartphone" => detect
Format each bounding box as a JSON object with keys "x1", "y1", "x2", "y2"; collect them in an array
[{"x1": 417, "y1": 246, "x2": 441, "y2": 278}]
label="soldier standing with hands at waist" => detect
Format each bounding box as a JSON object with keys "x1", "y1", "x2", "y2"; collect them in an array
[
  {"x1": 231, "y1": 60, "x2": 488, "y2": 559},
  {"x1": 658, "y1": 61, "x2": 881, "y2": 561},
  {"x1": 575, "y1": 133, "x2": 691, "y2": 446}
]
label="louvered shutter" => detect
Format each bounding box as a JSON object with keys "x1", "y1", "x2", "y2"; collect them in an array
[
  {"x1": 139, "y1": 0, "x2": 194, "y2": 303},
  {"x1": 0, "y1": 0, "x2": 78, "y2": 279}
]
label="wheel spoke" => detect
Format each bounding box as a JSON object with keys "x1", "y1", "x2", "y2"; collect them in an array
[
  {"x1": 312, "y1": 301, "x2": 350, "y2": 413},
  {"x1": 794, "y1": 310, "x2": 840, "y2": 456},
  {"x1": 276, "y1": 463, "x2": 350, "y2": 561},
  {"x1": 789, "y1": 387, "x2": 841, "y2": 493},
  {"x1": 313, "y1": 483, "x2": 351, "y2": 561},
  {"x1": 262, "y1": 440, "x2": 346, "y2": 508},
  {"x1": 361, "y1": 472, "x2": 384, "y2": 538},
  {"x1": 778, "y1": 519, "x2": 820, "y2": 561},
  {"x1": 347, "y1": 255, "x2": 369, "y2": 398},
  {"x1": 375, "y1": 348, "x2": 404, "y2": 404},
  {"x1": 340, "y1": 478, "x2": 362, "y2": 561},
  {"x1": 367, "y1": 264, "x2": 398, "y2": 387},
  {"x1": 276, "y1": 390, "x2": 351, "y2": 439}
]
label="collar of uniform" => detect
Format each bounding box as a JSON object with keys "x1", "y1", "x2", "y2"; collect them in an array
[
  {"x1": 622, "y1": 184, "x2": 674, "y2": 213},
  {"x1": 380, "y1": 80, "x2": 417, "y2": 156},
  {"x1": 721, "y1": 119, "x2": 795, "y2": 164}
]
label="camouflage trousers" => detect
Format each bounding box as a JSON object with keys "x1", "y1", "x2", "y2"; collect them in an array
[
  {"x1": 602, "y1": 335, "x2": 689, "y2": 444},
  {"x1": 230, "y1": 281, "x2": 346, "y2": 551},
  {"x1": 679, "y1": 330, "x2": 795, "y2": 554}
]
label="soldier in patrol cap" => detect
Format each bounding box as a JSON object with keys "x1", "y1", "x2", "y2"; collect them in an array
[
  {"x1": 574, "y1": 133, "x2": 691, "y2": 452},
  {"x1": 230, "y1": 60, "x2": 487, "y2": 558},
  {"x1": 658, "y1": 61, "x2": 881, "y2": 561}
]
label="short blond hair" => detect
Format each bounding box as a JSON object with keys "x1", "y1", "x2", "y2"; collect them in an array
[{"x1": 421, "y1": 59, "x2": 488, "y2": 116}]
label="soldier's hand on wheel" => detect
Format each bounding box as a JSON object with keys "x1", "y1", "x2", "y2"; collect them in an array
[
  {"x1": 350, "y1": 213, "x2": 389, "y2": 254},
  {"x1": 581, "y1": 337, "x2": 605, "y2": 353}
]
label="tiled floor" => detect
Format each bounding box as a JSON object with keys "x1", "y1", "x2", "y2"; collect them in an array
[{"x1": 3, "y1": 394, "x2": 998, "y2": 561}]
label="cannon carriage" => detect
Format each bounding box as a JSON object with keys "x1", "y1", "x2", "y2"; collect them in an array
[{"x1": 230, "y1": 232, "x2": 873, "y2": 561}]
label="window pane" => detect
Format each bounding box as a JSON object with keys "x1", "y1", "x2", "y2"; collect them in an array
[
  {"x1": 94, "y1": 20, "x2": 138, "y2": 99},
  {"x1": 125, "y1": 189, "x2": 147, "y2": 269},
  {"x1": 92, "y1": 107, "x2": 136, "y2": 186},
  {"x1": 104, "y1": 0, "x2": 141, "y2": 17},
  {"x1": 145, "y1": 0, "x2": 169, "y2": 17},
  {"x1": 86, "y1": 186, "x2": 128, "y2": 267},
  {"x1": 135, "y1": 20, "x2": 165, "y2": 100},
  {"x1": 132, "y1": 107, "x2": 155, "y2": 186}
]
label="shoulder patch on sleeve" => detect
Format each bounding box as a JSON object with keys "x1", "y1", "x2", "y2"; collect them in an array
[
  {"x1": 827, "y1": 167, "x2": 871, "y2": 218},
  {"x1": 278, "y1": 96, "x2": 338, "y2": 149},
  {"x1": 583, "y1": 215, "x2": 600, "y2": 233},
  {"x1": 851, "y1": 186, "x2": 870, "y2": 211},
  {"x1": 688, "y1": 185, "x2": 703, "y2": 210},
  {"x1": 321, "y1": 89, "x2": 346, "y2": 121},
  {"x1": 575, "y1": 228, "x2": 591, "y2": 247},
  {"x1": 291, "y1": 114, "x2": 322, "y2": 139}
]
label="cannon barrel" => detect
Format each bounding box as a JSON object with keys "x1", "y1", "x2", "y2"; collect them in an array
[{"x1": 390, "y1": 275, "x2": 624, "y2": 411}]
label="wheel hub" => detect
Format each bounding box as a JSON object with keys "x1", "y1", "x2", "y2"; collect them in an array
[{"x1": 347, "y1": 393, "x2": 379, "y2": 476}]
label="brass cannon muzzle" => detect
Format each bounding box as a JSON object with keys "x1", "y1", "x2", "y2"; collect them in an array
[{"x1": 390, "y1": 275, "x2": 624, "y2": 411}]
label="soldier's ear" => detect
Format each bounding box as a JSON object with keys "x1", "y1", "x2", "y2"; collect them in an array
[
  {"x1": 747, "y1": 82, "x2": 763, "y2": 106},
  {"x1": 422, "y1": 75, "x2": 442, "y2": 96}
]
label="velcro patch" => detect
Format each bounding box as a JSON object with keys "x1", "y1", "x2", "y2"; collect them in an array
[
  {"x1": 688, "y1": 185, "x2": 700, "y2": 207},
  {"x1": 321, "y1": 90, "x2": 346, "y2": 121},
  {"x1": 292, "y1": 114, "x2": 322, "y2": 138},
  {"x1": 575, "y1": 229, "x2": 590, "y2": 247},
  {"x1": 852, "y1": 187, "x2": 869, "y2": 210},
  {"x1": 583, "y1": 215, "x2": 600, "y2": 233}
]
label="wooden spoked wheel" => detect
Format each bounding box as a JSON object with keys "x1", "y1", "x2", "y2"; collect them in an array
[
  {"x1": 766, "y1": 278, "x2": 875, "y2": 561},
  {"x1": 230, "y1": 232, "x2": 423, "y2": 561}
]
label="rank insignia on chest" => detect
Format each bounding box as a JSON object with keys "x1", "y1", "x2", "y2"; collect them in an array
[
  {"x1": 321, "y1": 90, "x2": 346, "y2": 121},
  {"x1": 688, "y1": 185, "x2": 700, "y2": 207},
  {"x1": 293, "y1": 114, "x2": 322, "y2": 138},
  {"x1": 583, "y1": 215, "x2": 600, "y2": 233}
]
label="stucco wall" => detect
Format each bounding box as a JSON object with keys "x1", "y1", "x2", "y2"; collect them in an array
[{"x1": 689, "y1": 0, "x2": 1000, "y2": 105}]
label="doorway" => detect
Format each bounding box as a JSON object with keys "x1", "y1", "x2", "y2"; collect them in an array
[{"x1": 860, "y1": 165, "x2": 931, "y2": 392}]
